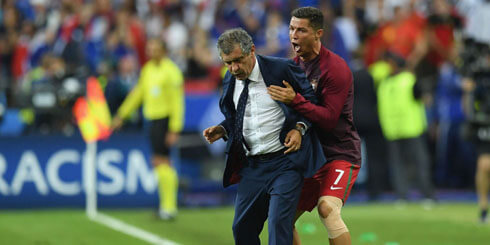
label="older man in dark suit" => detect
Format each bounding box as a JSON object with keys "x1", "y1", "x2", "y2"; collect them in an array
[{"x1": 203, "y1": 28, "x2": 325, "y2": 245}]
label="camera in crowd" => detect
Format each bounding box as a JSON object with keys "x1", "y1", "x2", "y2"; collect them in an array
[
  {"x1": 30, "y1": 71, "x2": 85, "y2": 113},
  {"x1": 23, "y1": 54, "x2": 88, "y2": 133},
  {"x1": 460, "y1": 39, "x2": 490, "y2": 79},
  {"x1": 460, "y1": 39, "x2": 490, "y2": 142}
]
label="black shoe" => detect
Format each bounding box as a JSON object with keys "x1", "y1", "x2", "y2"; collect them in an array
[{"x1": 480, "y1": 209, "x2": 488, "y2": 224}]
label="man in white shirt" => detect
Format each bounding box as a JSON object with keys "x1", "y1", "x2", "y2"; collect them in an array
[{"x1": 203, "y1": 28, "x2": 325, "y2": 245}]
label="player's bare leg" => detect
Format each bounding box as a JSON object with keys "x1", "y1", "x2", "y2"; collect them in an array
[{"x1": 476, "y1": 154, "x2": 490, "y2": 223}]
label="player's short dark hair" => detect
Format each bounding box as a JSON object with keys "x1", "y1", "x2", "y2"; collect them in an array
[{"x1": 291, "y1": 7, "x2": 324, "y2": 31}]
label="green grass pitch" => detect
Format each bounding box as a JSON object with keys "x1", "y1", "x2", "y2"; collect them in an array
[{"x1": 1, "y1": 203, "x2": 489, "y2": 245}]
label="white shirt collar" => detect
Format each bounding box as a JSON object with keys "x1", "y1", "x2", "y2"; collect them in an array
[{"x1": 244, "y1": 57, "x2": 261, "y2": 82}]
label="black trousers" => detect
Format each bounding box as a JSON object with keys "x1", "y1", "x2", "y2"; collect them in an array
[{"x1": 387, "y1": 136, "x2": 434, "y2": 200}]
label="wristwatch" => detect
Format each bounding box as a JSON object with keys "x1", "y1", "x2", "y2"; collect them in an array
[{"x1": 295, "y1": 124, "x2": 306, "y2": 136}]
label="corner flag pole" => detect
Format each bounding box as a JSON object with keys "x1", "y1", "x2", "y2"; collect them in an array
[
  {"x1": 74, "y1": 77, "x2": 112, "y2": 219},
  {"x1": 84, "y1": 141, "x2": 97, "y2": 219}
]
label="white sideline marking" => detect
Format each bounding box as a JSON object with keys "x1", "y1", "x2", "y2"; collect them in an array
[{"x1": 91, "y1": 213, "x2": 180, "y2": 245}]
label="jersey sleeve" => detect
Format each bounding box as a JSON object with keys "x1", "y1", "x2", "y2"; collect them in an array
[
  {"x1": 167, "y1": 64, "x2": 185, "y2": 133},
  {"x1": 290, "y1": 64, "x2": 352, "y2": 131}
]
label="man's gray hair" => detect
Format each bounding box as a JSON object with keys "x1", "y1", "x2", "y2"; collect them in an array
[{"x1": 217, "y1": 28, "x2": 253, "y2": 56}]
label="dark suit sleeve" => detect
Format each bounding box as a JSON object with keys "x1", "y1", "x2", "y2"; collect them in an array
[
  {"x1": 287, "y1": 61, "x2": 318, "y2": 104},
  {"x1": 219, "y1": 120, "x2": 230, "y2": 141},
  {"x1": 218, "y1": 71, "x2": 234, "y2": 141}
]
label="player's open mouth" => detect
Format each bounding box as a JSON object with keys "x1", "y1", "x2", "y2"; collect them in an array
[{"x1": 292, "y1": 42, "x2": 300, "y2": 52}]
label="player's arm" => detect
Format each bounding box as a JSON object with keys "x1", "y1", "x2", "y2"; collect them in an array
[
  {"x1": 166, "y1": 66, "x2": 185, "y2": 146},
  {"x1": 291, "y1": 70, "x2": 351, "y2": 131},
  {"x1": 269, "y1": 63, "x2": 351, "y2": 132},
  {"x1": 277, "y1": 61, "x2": 317, "y2": 129},
  {"x1": 168, "y1": 68, "x2": 185, "y2": 133},
  {"x1": 112, "y1": 72, "x2": 145, "y2": 130}
]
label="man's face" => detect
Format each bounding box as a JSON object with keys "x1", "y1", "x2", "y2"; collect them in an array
[
  {"x1": 220, "y1": 44, "x2": 255, "y2": 80},
  {"x1": 289, "y1": 17, "x2": 322, "y2": 59},
  {"x1": 146, "y1": 39, "x2": 163, "y2": 60}
]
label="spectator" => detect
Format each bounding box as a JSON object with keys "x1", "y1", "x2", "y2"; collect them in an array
[
  {"x1": 352, "y1": 54, "x2": 389, "y2": 201},
  {"x1": 161, "y1": 11, "x2": 188, "y2": 71},
  {"x1": 432, "y1": 63, "x2": 475, "y2": 187},
  {"x1": 364, "y1": 1, "x2": 427, "y2": 69},
  {"x1": 320, "y1": 3, "x2": 351, "y2": 64},
  {"x1": 186, "y1": 27, "x2": 216, "y2": 79},
  {"x1": 255, "y1": 9, "x2": 290, "y2": 57},
  {"x1": 112, "y1": 39, "x2": 184, "y2": 220},
  {"x1": 376, "y1": 51, "x2": 435, "y2": 205},
  {"x1": 105, "y1": 55, "x2": 138, "y2": 115}
]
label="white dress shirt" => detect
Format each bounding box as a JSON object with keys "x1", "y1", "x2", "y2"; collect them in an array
[{"x1": 234, "y1": 57, "x2": 285, "y2": 156}]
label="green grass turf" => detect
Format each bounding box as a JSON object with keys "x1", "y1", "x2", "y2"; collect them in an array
[
  {"x1": 0, "y1": 209, "x2": 143, "y2": 245},
  {"x1": 1, "y1": 203, "x2": 489, "y2": 245},
  {"x1": 299, "y1": 202, "x2": 490, "y2": 245}
]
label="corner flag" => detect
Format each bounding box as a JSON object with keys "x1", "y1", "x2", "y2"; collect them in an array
[{"x1": 73, "y1": 77, "x2": 112, "y2": 142}]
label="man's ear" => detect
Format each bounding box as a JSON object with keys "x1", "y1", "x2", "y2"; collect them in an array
[
  {"x1": 316, "y1": 29, "x2": 324, "y2": 40},
  {"x1": 250, "y1": 45, "x2": 256, "y2": 55}
]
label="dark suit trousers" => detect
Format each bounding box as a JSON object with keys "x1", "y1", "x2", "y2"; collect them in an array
[{"x1": 232, "y1": 154, "x2": 303, "y2": 245}]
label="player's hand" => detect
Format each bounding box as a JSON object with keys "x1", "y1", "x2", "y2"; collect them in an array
[
  {"x1": 166, "y1": 132, "x2": 179, "y2": 146},
  {"x1": 267, "y1": 80, "x2": 297, "y2": 104},
  {"x1": 203, "y1": 125, "x2": 225, "y2": 144},
  {"x1": 284, "y1": 129, "x2": 302, "y2": 154},
  {"x1": 111, "y1": 116, "x2": 124, "y2": 131}
]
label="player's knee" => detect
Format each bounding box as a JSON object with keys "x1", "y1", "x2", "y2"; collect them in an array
[
  {"x1": 318, "y1": 199, "x2": 334, "y2": 219},
  {"x1": 317, "y1": 196, "x2": 349, "y2": 239}
]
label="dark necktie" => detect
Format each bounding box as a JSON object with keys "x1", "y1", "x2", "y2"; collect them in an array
[{"x1": 234, "y1": 79, "x2": 251, "y2": 151}]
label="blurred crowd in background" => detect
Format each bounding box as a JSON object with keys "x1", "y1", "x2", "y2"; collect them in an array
[{"x1": 1, "y1": 0, "x2": 490, "y2": 195}]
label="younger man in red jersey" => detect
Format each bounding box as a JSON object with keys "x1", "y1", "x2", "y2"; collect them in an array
[{"x1": 268, "y1": 7, "x2": 361, "y2": 245}]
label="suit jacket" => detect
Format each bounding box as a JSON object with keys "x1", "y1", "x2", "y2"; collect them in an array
[{"x1": 219, "y1": 55, "x2": 326, "y2": 187}]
